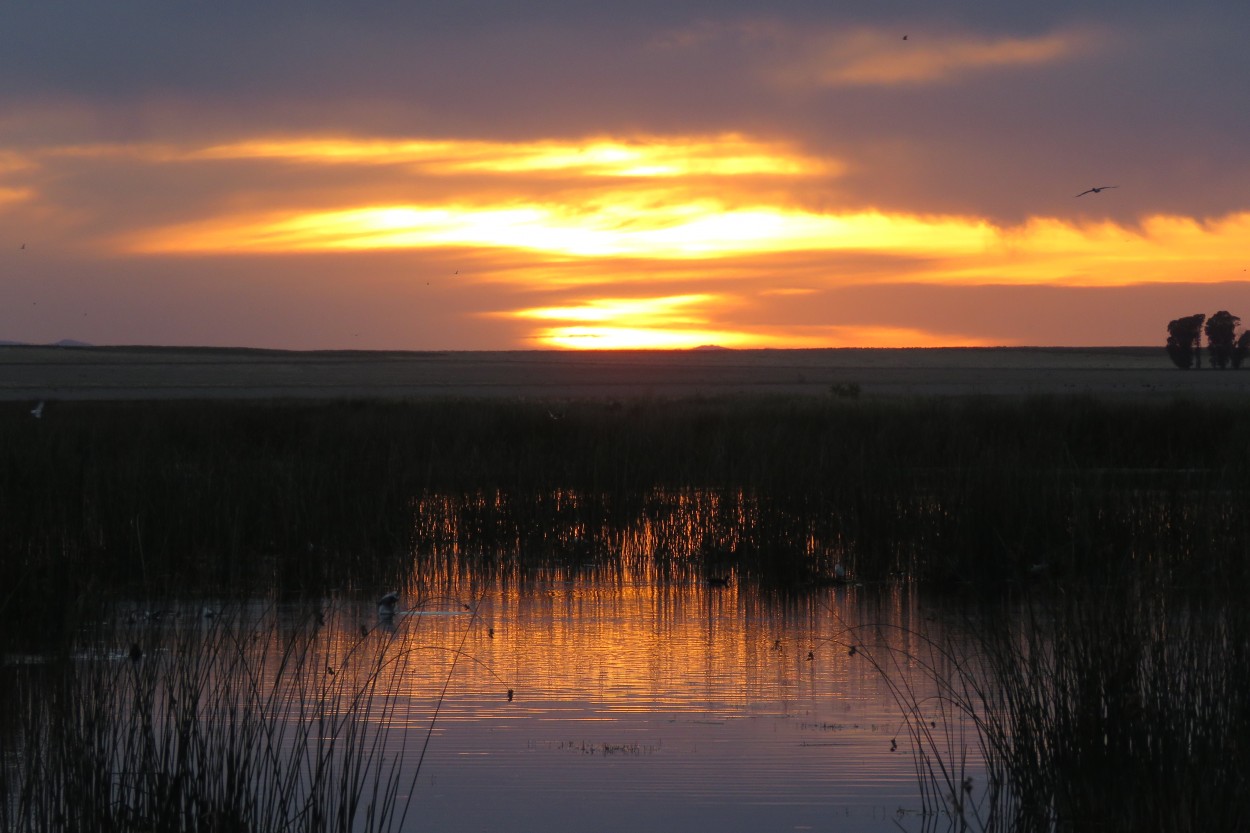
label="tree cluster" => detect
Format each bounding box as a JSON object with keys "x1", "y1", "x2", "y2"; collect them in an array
[{"x1": 1167, "y1": 311, "x2": 1250, "y2": 369}]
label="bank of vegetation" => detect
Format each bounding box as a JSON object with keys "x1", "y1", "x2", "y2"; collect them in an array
[{"x1": 3, "y1": 393, "x2": 1246, "y2": 621}]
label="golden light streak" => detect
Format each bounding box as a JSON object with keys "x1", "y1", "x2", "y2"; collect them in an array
[
  {"x1": 824, "y1": 325, "x2": 1000, "y2": 348},
  {"x1": 128, "y1": 201, "x2": 995, "y2": 259},
  {"x1": 504, "y1": 294, "x2": 744, "y2": 349},
  {"x1": 498, "y1": 293, "x2": 994, "y2": 349},
  {"x1": 536, "y1": 327, "x2": 752, "y2": 350},
  {"x1": 188, "y1": 134, "x2": 831, "y2": 177},
  {"x1": 947, "y1": 213, "x2": 1250, "y2": 285},
  {"x1": 530, "y1": 324, "x2": 994, "y2": 350},
  {"x1": 509, "y1": 294, "x2": 716, "y2": 325}
]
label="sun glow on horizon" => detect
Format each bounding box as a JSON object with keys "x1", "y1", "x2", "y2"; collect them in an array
[
  {"x1": 13, "y1": 128, "x2": 1250, "y2": 351},
  {"x1": 504, "y1": 294, "x2": 731, "y2": 349},
  {"x1": 498, "y1": 294, "x2": 998, "y2": 349}
]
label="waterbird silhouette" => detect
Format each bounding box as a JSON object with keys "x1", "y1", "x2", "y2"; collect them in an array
[
  {"x1": 1075, "y1": 185, "x2": 1117, "y2": 197},
  {"x1": 30, "y1": 401, "x2": 44, "y2": 419},
  {"x1": 378, "y1": 591, "x2": 400, "y2": 617}
]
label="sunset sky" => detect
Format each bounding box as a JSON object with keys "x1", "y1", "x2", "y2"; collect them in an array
[{"x1": 3, "y1": 1, "x2": 1249, "y2": 350}]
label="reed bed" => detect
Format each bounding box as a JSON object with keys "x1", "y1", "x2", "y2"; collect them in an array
[
  {"x1": 845, "y1": 585, "x2": 1250, "y2": 833},
  {"x1": 2, "y1": 394, "x2": 1245, "y2": 628},
  {"x1": 0, "y1": 601, "x2": 480, "y2": 833}
]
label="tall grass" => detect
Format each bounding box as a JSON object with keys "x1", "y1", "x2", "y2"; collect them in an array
[
  {"x1": 1, "y1": 600, "x2": 492, "y2": 833},
  {"x1": 1, "y1": 394, "x2": 1247, "y2": 630},
  {"x1": 845, "y1": 585, "x2": 1250, "y2": 832}
]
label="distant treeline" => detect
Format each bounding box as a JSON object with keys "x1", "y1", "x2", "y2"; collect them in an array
[{"x1": 1167, "y1": 310, "x2": 1250, "y2": 368}]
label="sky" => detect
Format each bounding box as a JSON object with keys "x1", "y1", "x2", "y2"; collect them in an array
[{"x1": 3, "y1": 1, "x2": 1249, "y2": 350}]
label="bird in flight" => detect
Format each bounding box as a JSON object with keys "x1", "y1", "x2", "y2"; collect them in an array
[{"x1": 1075, "y1": 185, "x2": 1117, "y2": 197}]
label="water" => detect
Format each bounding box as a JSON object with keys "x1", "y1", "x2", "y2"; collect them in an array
[
  {"x1": 2, "y1": 577, "x2": 979, "y2": 833},
  {"x1": 344, "y1": 578, "x2": 970, "y2": 832}
]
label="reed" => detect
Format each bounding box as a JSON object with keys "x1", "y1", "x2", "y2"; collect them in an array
[
  {"x1": 1, "y1": 394, "x2": 1246, "y2": 626},
  {"x1": 0, "y1": 599, "x2": 491, "y2": 833},
  {"x1": 846, "y1": 584, "x2": 1250, "y2": 832}
]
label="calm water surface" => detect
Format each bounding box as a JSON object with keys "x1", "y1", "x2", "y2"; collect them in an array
[
  {"x1": 3, "y1": 576, "x2": 982, "y2": 833},
  {"x1": 365, "y1": 576, "x2": 973, "y2": 833}
]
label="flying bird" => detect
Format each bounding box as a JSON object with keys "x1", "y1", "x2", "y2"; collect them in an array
[
  {"x1": 1075, "y1": 185, "x2": 1117, "y2": 197},
  {"x1": 30, "y1": 401, "x2": 44, "y2": 419}
]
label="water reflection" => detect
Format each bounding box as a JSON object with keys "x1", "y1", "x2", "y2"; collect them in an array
[
  {"x1": 409, "y1": 487, "x2": 855, "y2": 587},
  {"x1": 2, "y1": 576, "x2": 968, "y2": 833},
  {"x1": 381, "y1": 577, "x2": 960, "y2": 833}
]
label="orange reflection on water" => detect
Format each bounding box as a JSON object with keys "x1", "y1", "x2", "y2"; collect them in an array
[{"x1": 347, "y1": 569, "x2": 951, "y2": 831}]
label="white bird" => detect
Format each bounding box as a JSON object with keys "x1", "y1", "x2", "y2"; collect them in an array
[
  {"x1": 30, "y1": 401, "x2": 44, "y2": 419},
  {"x1": 378, "y1": 591, "x2": 400, "y2": 617},
  {"x1": 1075, "y1": 185, "x2": 1117, "y2": 197}
]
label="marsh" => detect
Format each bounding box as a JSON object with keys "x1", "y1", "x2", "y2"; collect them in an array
[{"x1": 2, "y1": 348, "x2": 1247, "y2": 832}]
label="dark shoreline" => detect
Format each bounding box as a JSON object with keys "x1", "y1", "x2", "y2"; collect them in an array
[{"x1": 6, "y1": 344, "x2": 1248, "y2": 401}]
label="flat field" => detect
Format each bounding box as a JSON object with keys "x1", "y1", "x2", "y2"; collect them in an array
[{"x1": 2, "y1": 345, "x2": 1248, "y2": 401}]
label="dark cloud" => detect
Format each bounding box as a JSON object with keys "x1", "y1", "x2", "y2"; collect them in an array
[{"x1": 6, "y1": 2, "x2": 1246, "y2": 222}]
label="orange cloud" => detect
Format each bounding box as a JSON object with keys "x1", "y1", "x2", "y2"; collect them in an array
[
  {"x1": 947, "y1": 213, "x2": 1250, "y2": 285},
  {"x1": 786, "y1": 30, "x2": 1086, "y2": 87},
  {"x1": 188, "y1": 134, "x2": 832, "y2": 178},
  {"x1": 501, "y1": 294, "x2": 740, "y2": 349},
  {"x1": 126, "y1": 198, "x2": 995, "y2": 259},
  {"x1": 124, "y1": 184, "x2": 1250, "y2": 291},
  {"x1": 495, "y1": 293, "x2": 997, "y2": 349},
  {"x1": 0, "y1": 186, "x2": 34, "y2": 209},
  {"x1": 89, "y1": 131, "x2": 1244, "y2": 291},
  {"x1": 22, "y1": 128, "x2": 1250, "y2": 350},
  {"x1": 654, "y1": 20, "x2": 1093, "y2": 88}
]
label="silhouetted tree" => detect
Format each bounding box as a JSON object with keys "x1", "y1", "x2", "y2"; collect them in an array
[
  {"x1": 1204, "y1": 310, "x2": 1241, "y2": 369},
  {"x1": 1235, "y1": 331, "x2": 1250, "y2": 369},
  {"x1": 1166, "y1": 314, "x2": 1205, "y2": 369}
]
